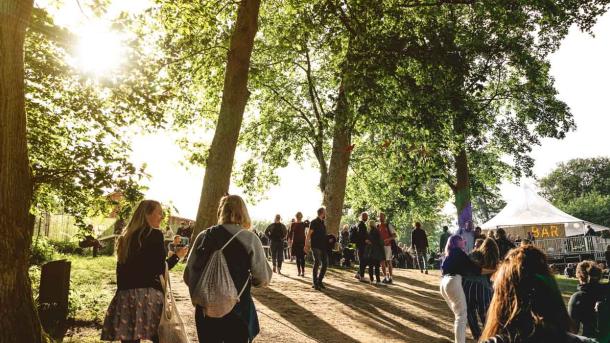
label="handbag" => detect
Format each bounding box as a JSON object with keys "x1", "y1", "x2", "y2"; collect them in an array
[{"x1": 158, "y1": 263, "x2": 190, "y2": 343}]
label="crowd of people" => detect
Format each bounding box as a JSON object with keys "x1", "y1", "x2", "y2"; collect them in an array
[
  {"x1": 100, "y1": 196, "x2": 610, "y2": 343},
  {"x1": 439, "y1": 221, "x2": 610, "y2": 343}
]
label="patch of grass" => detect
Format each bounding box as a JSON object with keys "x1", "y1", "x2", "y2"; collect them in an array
[{"x1": 556, "y1": 274, "x2": 579, "y2": 297}]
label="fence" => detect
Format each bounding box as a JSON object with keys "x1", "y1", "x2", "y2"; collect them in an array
[
  {"x1": 532, "y1": 236, "x2": 610, "y2": 263},
  {"x1": 33, "y1": 213, "x2": 115, "y2": 242}
]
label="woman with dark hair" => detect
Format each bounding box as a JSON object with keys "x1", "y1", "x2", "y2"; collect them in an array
[
  {"x1": 102, "y1": 200, "x2": 189, "y2": 343},
  {"x1": 365, "y1": 220, "x2": 385, "y2": 285},
  {"x1": 481, "y1": 245, "x2": 595, "y2": 343},
  {"x1": 463, "y1": 237, "x2": 500, "y2": 341},
  {"x1": 288, "y1": 212, "x2": 307, "y2": 276},
  {"x1": 568, "y1": 261, "x2": 609, "y2": 338},
  {"x1": 440, "y1": 234, "x2": 485, "y2": 343}
]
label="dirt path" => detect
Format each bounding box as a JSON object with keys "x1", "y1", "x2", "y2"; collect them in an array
[{"x1": 171, "y1": 262, "x2": 463, "y2": 343}]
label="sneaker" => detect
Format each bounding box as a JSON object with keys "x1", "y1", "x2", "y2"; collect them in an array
[
  {"x1": 387, "y1": 278, "x2": 393, "y2": 284},
  {"x1": 425, "y1": 270, "x2": 429, "y2": 275},
  {"x1": 382, "y1": 278, "x2": 389, "y2": 284},
  {"x1": 318, "y1": 282, "x2": 326, "y2": 290},
  {"x1": 314, "y1": 283, "x2": 321, "y2": 291}
]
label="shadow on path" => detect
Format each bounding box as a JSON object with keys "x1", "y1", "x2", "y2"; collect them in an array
[{"x1": 253, "y1": 287, "x2": 360, "y2": 343}]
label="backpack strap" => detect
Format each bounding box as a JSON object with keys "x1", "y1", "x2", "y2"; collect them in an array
[{"x1": 220, "y1": 228, "x2": 244, "y2": 251}]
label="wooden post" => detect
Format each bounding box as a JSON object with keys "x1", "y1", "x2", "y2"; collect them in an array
[{"x1": 38, "y1": 259, "x2": 71, "y2": 339}]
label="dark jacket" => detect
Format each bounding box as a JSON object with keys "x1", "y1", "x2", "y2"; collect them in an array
[
  {"x1": 365, "y1": 228, "x2": 385, "y2": 262},
  {"x1": 441, "y1": 247, "x2": 481, "y2": 276},
  {"x1": 495, "y1": 237, "x2": 516, "y2": 259},
  {"x1": 351, "y1": 221, "x2": 368, "y2": 251},
  {"x1": 411, "y1": 227, "x2": 429, "y2": 252},
  {"x1": 116, "y1": 228, "x2": 179, "y2": 292},
  {"x1": 310, "y1": 217, "x2": 327, "y2": 249},
  {"x1": 439, "y1": 231, "x2": 451, "y2": 253},
  {"x1": 265, "y1": 223, "x2": 287, "y2": 243},
  {"x1": 568, "y1": 282, "x2": 610, "y2": 337}
]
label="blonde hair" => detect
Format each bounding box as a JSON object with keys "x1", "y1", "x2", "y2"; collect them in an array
[
  {"x1": 217, "y1": 195, "x2": 252, "y2": 229},
  {"x1": 116, "y1": 200, "x2": 161, "y2": 264},
  {"x1": 367, "y1": 220, "x2": 377, "y2": 232}
]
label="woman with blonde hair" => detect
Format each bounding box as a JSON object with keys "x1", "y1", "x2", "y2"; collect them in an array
[
  {"x1": 480, "y1": 245, "x2": 593, "y2": 343},
  {"x1": 102, "y1": 200, "x2": 188, "y2": 343},
  {"x1": 184, "y1": 195, "x2": 272, "y2": 343}
]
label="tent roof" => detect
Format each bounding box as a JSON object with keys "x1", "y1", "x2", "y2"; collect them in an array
[{"x1": 481, "y1": 184, "x2": 610, "y2": 235}]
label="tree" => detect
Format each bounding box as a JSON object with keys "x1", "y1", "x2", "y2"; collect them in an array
[
  {"x1": 192, "y1": 0, "x2": 262, "y2": 235},
  {"x1": 540, "y1": 157, "x2": 610, "y2": 227},
  {"x1": 0, "y1": 1, "x2": 47, "y2": 342},
  {"x1": 26, "y1": 8, "x2": 149, "y2": 226},
  {"x1": 539, "y1": 157, "x2": 610, "y2": 203},
  {"x1": 355, "y1": 1, "x2": 609, "y2": 228}
]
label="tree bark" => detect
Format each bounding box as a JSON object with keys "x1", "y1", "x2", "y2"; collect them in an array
[
  {"x1": 193, "y1": 0, "x2": 261, "y2": 237},
  {"x1": 454, "y1": 147, "x2": 473, "y2": 229},
  {"x1": 322, "y1": 82, "x2": 352, "y2": 235},
  {"x1": 0, "y1": 1, "x2": 46, "y2": 342}
]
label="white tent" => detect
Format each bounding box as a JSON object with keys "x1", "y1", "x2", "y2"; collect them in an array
[{"x1": 481, "y1": 184, "x2": 610, "y2": 236}]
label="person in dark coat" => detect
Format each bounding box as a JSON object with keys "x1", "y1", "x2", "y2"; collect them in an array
[
  {"x1": 494, "y1": 228, "x2": 516, "y2": 260},
  {"x1": 439, "y1": 226, "x2": 451, "y2": 255},
  {"x1": 305, "y1": 207, "x2": 329, "y2": 290},
  {"x1": 568, "y1": 261, "x2": 610, "y2": 338},
  {"x1": 411, "y1": 222, "x2": 429, "y2": 274},
  {"x1": 365, "y1": 220, "x2": 385, "y2": 284},
  {"x1": 353, "y1": 212, "x2": 369, "y2": 281},
  {"x1": 265, "y1": 214, "x2": 288, "y2": 274}
]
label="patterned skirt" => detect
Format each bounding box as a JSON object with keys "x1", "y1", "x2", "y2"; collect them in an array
[{"x1": 101, "y1": 288, "x2": 164, "y2": 341}]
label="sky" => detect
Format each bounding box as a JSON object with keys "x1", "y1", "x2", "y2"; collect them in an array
[{"x1": 47, "y1": 1, "x2": 610, "y2": 222}]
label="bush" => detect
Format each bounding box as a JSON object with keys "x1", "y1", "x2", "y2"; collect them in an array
[
  {"x1": 30, "y1": 237, "x2": 55, "y2": 266},
  {"x1": 49, "y1": 240, "x2": 85, "y2": 255}
]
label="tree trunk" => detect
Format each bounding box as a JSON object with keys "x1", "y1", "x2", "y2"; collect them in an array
[
  {"x1": 0, "y1": 1, "x2": 46, "y2": 342},
  {"x1": 322, "y1": 82, "x2": 352, "y2": 236},
  {"x1": 454, "y1": 147, "x2": 472, "y2": 229},
  {"x1": 193, "y1": 0, "x2": 261, "y2": 237}
]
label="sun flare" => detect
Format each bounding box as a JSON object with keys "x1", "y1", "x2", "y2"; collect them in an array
[{"x1": 75, "y1": 22, "x2": 124, "y2": 76}]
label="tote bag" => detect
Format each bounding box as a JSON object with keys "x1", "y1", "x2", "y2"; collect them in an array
[{"x1": 158, "y1": 263, "x2": 190, "y2": 343}]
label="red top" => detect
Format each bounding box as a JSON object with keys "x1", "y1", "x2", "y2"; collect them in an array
[{"x1": 378, "y1": 223, "x2": 392, "y2": 246}]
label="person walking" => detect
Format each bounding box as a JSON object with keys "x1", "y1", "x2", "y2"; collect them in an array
[
  {"x1": 439, "y1": 226, "x2": 451, "y2": 255},
  {"x1": 378, "y1": 212, "x2": 397, "y2": 284},
  {"x1": 184, "y1": 195, "x2": 272, "y2": 343},
  {"x1": 440, "y1": 234, "x2": 486, "y2": 343},
  {"x1": 411, "y1": 222, "x2": 429, "y2": 274},
  {"x1": 352, "y1": 212, "x2": 370, "y2": 281},
  {"x1": 101, "y1": 200, "x2": 189, "y2": 343},
  {"x1": 288, "y1": 212, "x2": 307, "y2": 276},
  {"x1": 365, "y1": 219, "x2": 385, "y2": 285},
  {"x1": 462, "y1": 237, "x2": 500, "y2": 341},
  {"x1": 265, "y1": 214, "x2": 287, "y2": 274},
  {"x1": 306, "y1": 207, "x2": 329, "y2": 290},
  {"x1": 339, "y1": 224, "x2": 352, "y2": 267},
  {"x1": 480, "y1": 246, "x2": 594, "y2": 343}
]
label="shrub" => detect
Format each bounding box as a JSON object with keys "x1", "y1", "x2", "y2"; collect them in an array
[
  {"x1": 49, "y1": 240, "x2": 85, "y2": 255},
  {"x1": 30, "y1": 237, "x2": 55, "y2": 266}
]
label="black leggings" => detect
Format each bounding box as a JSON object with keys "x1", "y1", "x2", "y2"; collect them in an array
[
  {"x1": 270, "y1": 241, "x2": 284, "y2": 269},
  {"x1": 195, "y1": 306, "x2": 249, "y2": 343},
  {"x1": 368, "y1": 259, "x2": 381, "y2": 282},
  {"x1": 295, "y1": 252, "x2": 305, "y2": 272}
]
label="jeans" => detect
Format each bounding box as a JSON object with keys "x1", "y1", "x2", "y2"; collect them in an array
[
  {"x1": 270, "y1": 241, "x2": 284, "y2": 269},
  {"x1": 312, "y1": 248, "x2": 328, "y2": 284},
  {"x1": 440, "y1": 275, "x2": 467, "y2": 343},
  {"x1": 415, "y1": 250, "x2": 428, "y2": 271},
  {"x1": 368, "y1": 259, "x2": 381, "y2": 282},
  {"x1": 463, "y1": 277, "x2": 493, "y2": 340}
]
